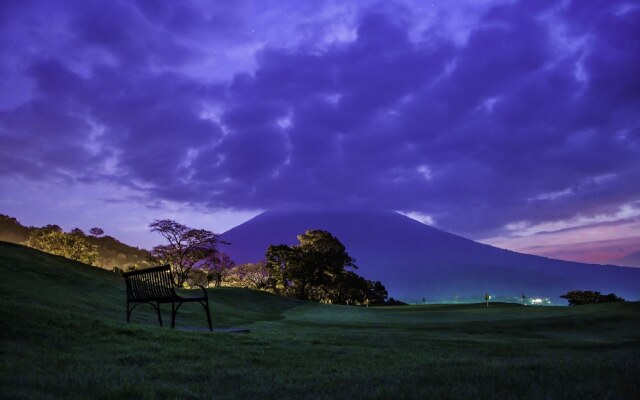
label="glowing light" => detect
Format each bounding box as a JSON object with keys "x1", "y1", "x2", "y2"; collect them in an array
[{"x1": 529, "y1": 298, "x2": 551, "y2": 305}]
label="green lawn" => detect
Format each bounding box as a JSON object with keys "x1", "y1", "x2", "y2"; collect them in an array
[{"x1": 1, "y1": 241, "x2": 639, "y2": 399}]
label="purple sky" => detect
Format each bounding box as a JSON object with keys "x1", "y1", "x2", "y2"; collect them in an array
[{"x1": 1, "y1": 0, "x2": 639, "y2": 262}]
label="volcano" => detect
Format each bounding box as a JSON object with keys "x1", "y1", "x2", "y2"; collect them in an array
[{"x1": 220, "y1": 210, "x2": 640, "y2": 303}]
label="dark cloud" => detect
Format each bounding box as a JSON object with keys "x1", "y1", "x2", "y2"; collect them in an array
[{"x1": 1, "y1": 0, "x2": 639, "y2": 238}]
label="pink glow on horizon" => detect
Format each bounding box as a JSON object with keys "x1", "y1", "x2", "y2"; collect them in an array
[
  {"x1": 520, "y1": 237, "x2": 640, "y2": 264},
  {"x1": 481, "y1": 226, "x2": 640, "y2": 265}
]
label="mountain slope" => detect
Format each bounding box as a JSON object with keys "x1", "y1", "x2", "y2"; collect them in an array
[
  {"x1": 609, "y1": 251, "x2": 640, "y2": 268},
  {"x1": 221, "y1": 210, "x2": 640, "y2": 303}
]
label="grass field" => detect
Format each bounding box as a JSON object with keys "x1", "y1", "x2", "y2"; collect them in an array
[{"x1": 1, "y1": 241, "x2": 639, "y2": 399}]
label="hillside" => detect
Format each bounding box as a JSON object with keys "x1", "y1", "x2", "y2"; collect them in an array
[
  {"x1": 0, "y1": 214, "x2": 31, "y2": 243},
  {"x1": 609, "y1": 250, "x2": 640, "y2": 268},
  {"x1": 221, "y1": 210, "x2": 640, "y2": 303},
  {"x1": 0, "y1": 213, "x2": 152, "y2": 270},
  {"x1": 1, "y1": 240, "x2": 639, "y2": 399}
]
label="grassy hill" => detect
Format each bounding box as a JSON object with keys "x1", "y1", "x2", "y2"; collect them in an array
[
  {"x1": 0, "y1": 214, "x2": 152, "y2": 270},
  {"x1": 1, "y1": 240, "x2": 639, "y2": 399}
]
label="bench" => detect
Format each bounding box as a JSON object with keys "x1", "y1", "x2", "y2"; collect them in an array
[{"x1": 123, "y1": 265, "x2": 212, "y2": 331}]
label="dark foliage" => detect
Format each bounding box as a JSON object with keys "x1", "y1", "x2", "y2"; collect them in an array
[
  {"x1": 560, "y1": 290, "x2": 626, "y2": 306},
  {"x1": 265, "y1": 230, "x2": 388, "y2": 305},
  {"x1": 89, "y1": 227, "x2": 104, "y2": 237},
  {"x1": 70, "y1": 228, "x2": 85, "y2": 236},
  {"x1": 385, "y1": 297, "x2": 408, "y2": 306}
]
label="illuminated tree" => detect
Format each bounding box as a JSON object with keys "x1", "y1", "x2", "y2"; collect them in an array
[
  {"x1": 225, "y1": 262, "x2": 270, "y2": 289},
  {"x1": 265, "y1": 244, "x2": 295, "y2": 295},
  {"x1": 149, "y1": 219, "x2": 225, "y2": 287},
  {"x1": 185, "y1": 269, "x2": 208, "y2": 288},
  {"x1": 27, "y1": 229, "x2": 98, "y2": 265}
]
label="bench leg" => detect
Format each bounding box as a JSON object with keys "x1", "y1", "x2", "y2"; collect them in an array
[
  {"x1": 202, "y1": 300, "x2": 213, "y2": 331},
  {"x1": 169, "y1": 301, "x2": 211, "y2": 330},
  {"x1": 156, "y1": 301, "x2": 163, "y2": 327}
]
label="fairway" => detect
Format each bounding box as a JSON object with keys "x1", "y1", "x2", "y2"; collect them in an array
[{"x1": 1, "y1": 241, "x2": 639, "y2": 399}]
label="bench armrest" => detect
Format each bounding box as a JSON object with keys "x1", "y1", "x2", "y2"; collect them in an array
[{"x1": 195, "y1": 285, "x2": 208, "y2": 299}]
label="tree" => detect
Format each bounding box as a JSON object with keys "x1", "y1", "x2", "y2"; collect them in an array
[
  {"x1": 560, "y1": 290, "x2": 625, "y2": 306},
  {"x1": 265, "y1": 244, "x2": 296, "y2": 295},
  {"x1": 70, "y1": 228, "x2": 85, "y2": 236},
  {"x1": 368, "y1": 280, "x2": 388, "y2": 305},
  {"x1": 89, "y1": 227, "x2": 105, "y2": 237},
  {"x1": 225, "y1": 262, "x2": 270, "y2": 289},
  {"x1": 330, "y1": 272, "x2": 388, "y2": 306},
  {"x1": 296, "y1": 229, "x2": 356, "y2": 301},
  {"x1": 42, "y1": 224, "x2": 62, "y2": 232},
  {"x1": 267, "y1": 230, "x2": 356, "y2": 301},
  {"x1": 185, "y1": 268, "x2": 208, "y2": 288},
  {"x1": 27, "y1": 229, "x2": 98, "y2": 265},
  {"x1": 203, "y1": 251, "x2": 235, "y2": 287},
  {"x1": 265, "y1": 230, "x2": 387, "y2": 305},
  {"x1": 149, "y1": 219, "x2": 225, "y2": 287}
]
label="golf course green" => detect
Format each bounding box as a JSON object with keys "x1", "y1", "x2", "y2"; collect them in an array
[{"x1": 1, "y1": 241, "x2": 638, "y2": 399}]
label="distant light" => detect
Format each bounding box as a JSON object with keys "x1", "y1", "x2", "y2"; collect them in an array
[{"x1": 529, "y1": 298, "x2": 551, "y2": 305}]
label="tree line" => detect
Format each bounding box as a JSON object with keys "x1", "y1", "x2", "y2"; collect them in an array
[
  {"x1": 23, "y1": 217, "x2": 626, "y2": 307},
  {"x1": 148, "y1": 219, "x2": 390, "y2": 306},
  {"x1": 26, "y1": 225, "x2": 102, "y2": 265},
  {"x1": 2, "y1": 214, "x2": 150, "y2": 270},
  {"x1": 161, "y1": 218, "x2": 625, "y2": 307}
]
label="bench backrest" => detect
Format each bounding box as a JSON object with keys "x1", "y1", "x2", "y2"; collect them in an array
[{"x1": 122, "y1": 265, "x2": 175, "y2": 301}]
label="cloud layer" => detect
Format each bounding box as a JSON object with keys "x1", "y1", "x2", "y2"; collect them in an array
[{"x1": 1, "y1": 0, "x2": 639, "y2": 240}]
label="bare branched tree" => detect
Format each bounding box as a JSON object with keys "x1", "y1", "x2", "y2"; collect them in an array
[{"x1": 149, "y1": 219, "x2": 227, "y2": 287}]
